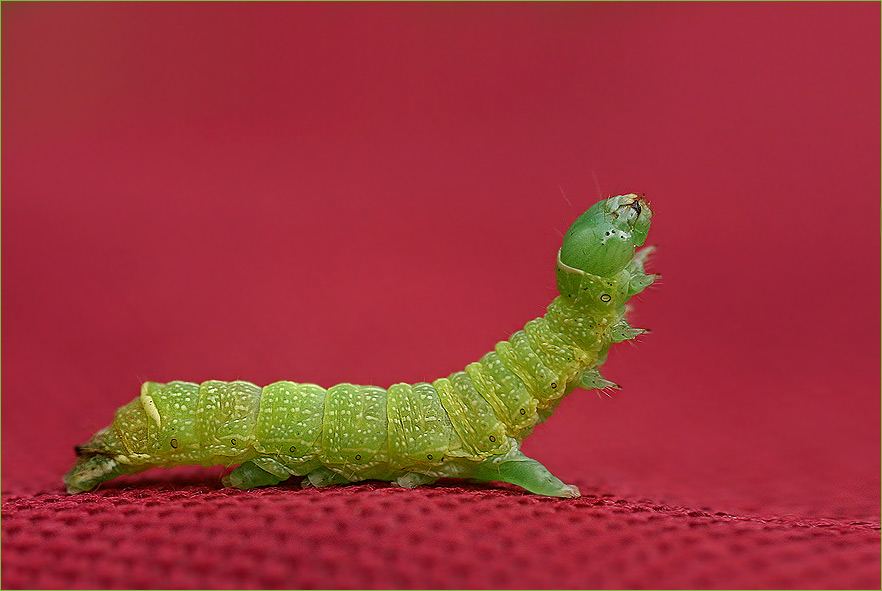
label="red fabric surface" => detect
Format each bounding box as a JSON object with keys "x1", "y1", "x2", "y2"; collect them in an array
[{"x1": 2, "y1": 2, "x2": 879, "y2": 589}]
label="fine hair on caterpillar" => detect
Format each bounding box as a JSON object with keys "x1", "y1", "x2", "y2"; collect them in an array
[{"x1": 64, "y1": 193, "x2": 657, "y2": 498}]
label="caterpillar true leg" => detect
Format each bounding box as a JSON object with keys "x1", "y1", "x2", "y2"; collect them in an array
[{"x1": 64, "y1": 193, "x2": 656, "y2": 498}]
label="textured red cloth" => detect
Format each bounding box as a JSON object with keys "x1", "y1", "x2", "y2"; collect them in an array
[
  {"x1": 3, "y1": 2, "x2": 879, "y2": 589},
  {"x1": 3, "y1": 479, "x2": 880, "y2": 590}
]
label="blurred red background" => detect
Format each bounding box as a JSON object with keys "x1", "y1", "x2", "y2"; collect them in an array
[{"x1": 3, "y1": 2, "x2": 879, "y2": 589}]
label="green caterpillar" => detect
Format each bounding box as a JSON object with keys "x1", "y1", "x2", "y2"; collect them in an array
[{"x1": 64, "y1": 194, "x2": 656, "y2": 498}]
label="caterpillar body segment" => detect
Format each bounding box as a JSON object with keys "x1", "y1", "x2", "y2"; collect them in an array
[{"x1": 64, "y1": 194, "x2": 656, "y2": 498}]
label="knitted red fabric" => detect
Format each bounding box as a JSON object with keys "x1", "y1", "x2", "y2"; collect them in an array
[
  {"x1": 3, "y1": 2, "x2": 879, "y2": 589},
  {"x1": 3, "y1": 479, "x2": 879, "y2": 590}
]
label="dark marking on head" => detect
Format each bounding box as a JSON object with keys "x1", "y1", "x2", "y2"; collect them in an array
[
  {"x1": 631, "y1": 201, "x2": 642, "y2": 216},
  {"x1": 74, "y1": 444, "x2": 86, "y2": 456}
]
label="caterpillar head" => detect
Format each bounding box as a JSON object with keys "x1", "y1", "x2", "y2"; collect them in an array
[{"x1": 559, "y1": 193, "x2": 652, "y2": 277}]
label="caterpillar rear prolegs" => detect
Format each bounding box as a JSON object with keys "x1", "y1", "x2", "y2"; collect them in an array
[
  {"x1": 471, "y1": 447, "x2": 581, "y2": 498},
  {"x1": 64, "y1": 193, "x2": 656, "y2": 497}
]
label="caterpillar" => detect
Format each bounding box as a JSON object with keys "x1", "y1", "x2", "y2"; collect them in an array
[{"x1": 64, "y1": 194, "x2": 656, "y2": 498}]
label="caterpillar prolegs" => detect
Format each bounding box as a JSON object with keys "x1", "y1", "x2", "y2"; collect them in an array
[{"x1": 64, "y1": 194, "x2": 657, "y2": 498}]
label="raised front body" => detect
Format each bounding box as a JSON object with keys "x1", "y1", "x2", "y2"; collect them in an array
[{"x1": 65, "y1": 194, "x2": 657, "y2": 497}]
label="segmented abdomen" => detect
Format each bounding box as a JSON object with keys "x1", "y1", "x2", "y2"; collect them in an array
[{"x1": 133, "y1": 309, "x2": 598, "y2": 476}]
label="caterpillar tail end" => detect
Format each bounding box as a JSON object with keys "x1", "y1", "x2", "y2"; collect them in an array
[
  {"x1": 471, "y1": 449, "x2": 582, "y2": 499},
  {"x1": 558, "y1": 484, "x2": 582, "y2": 499}
]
